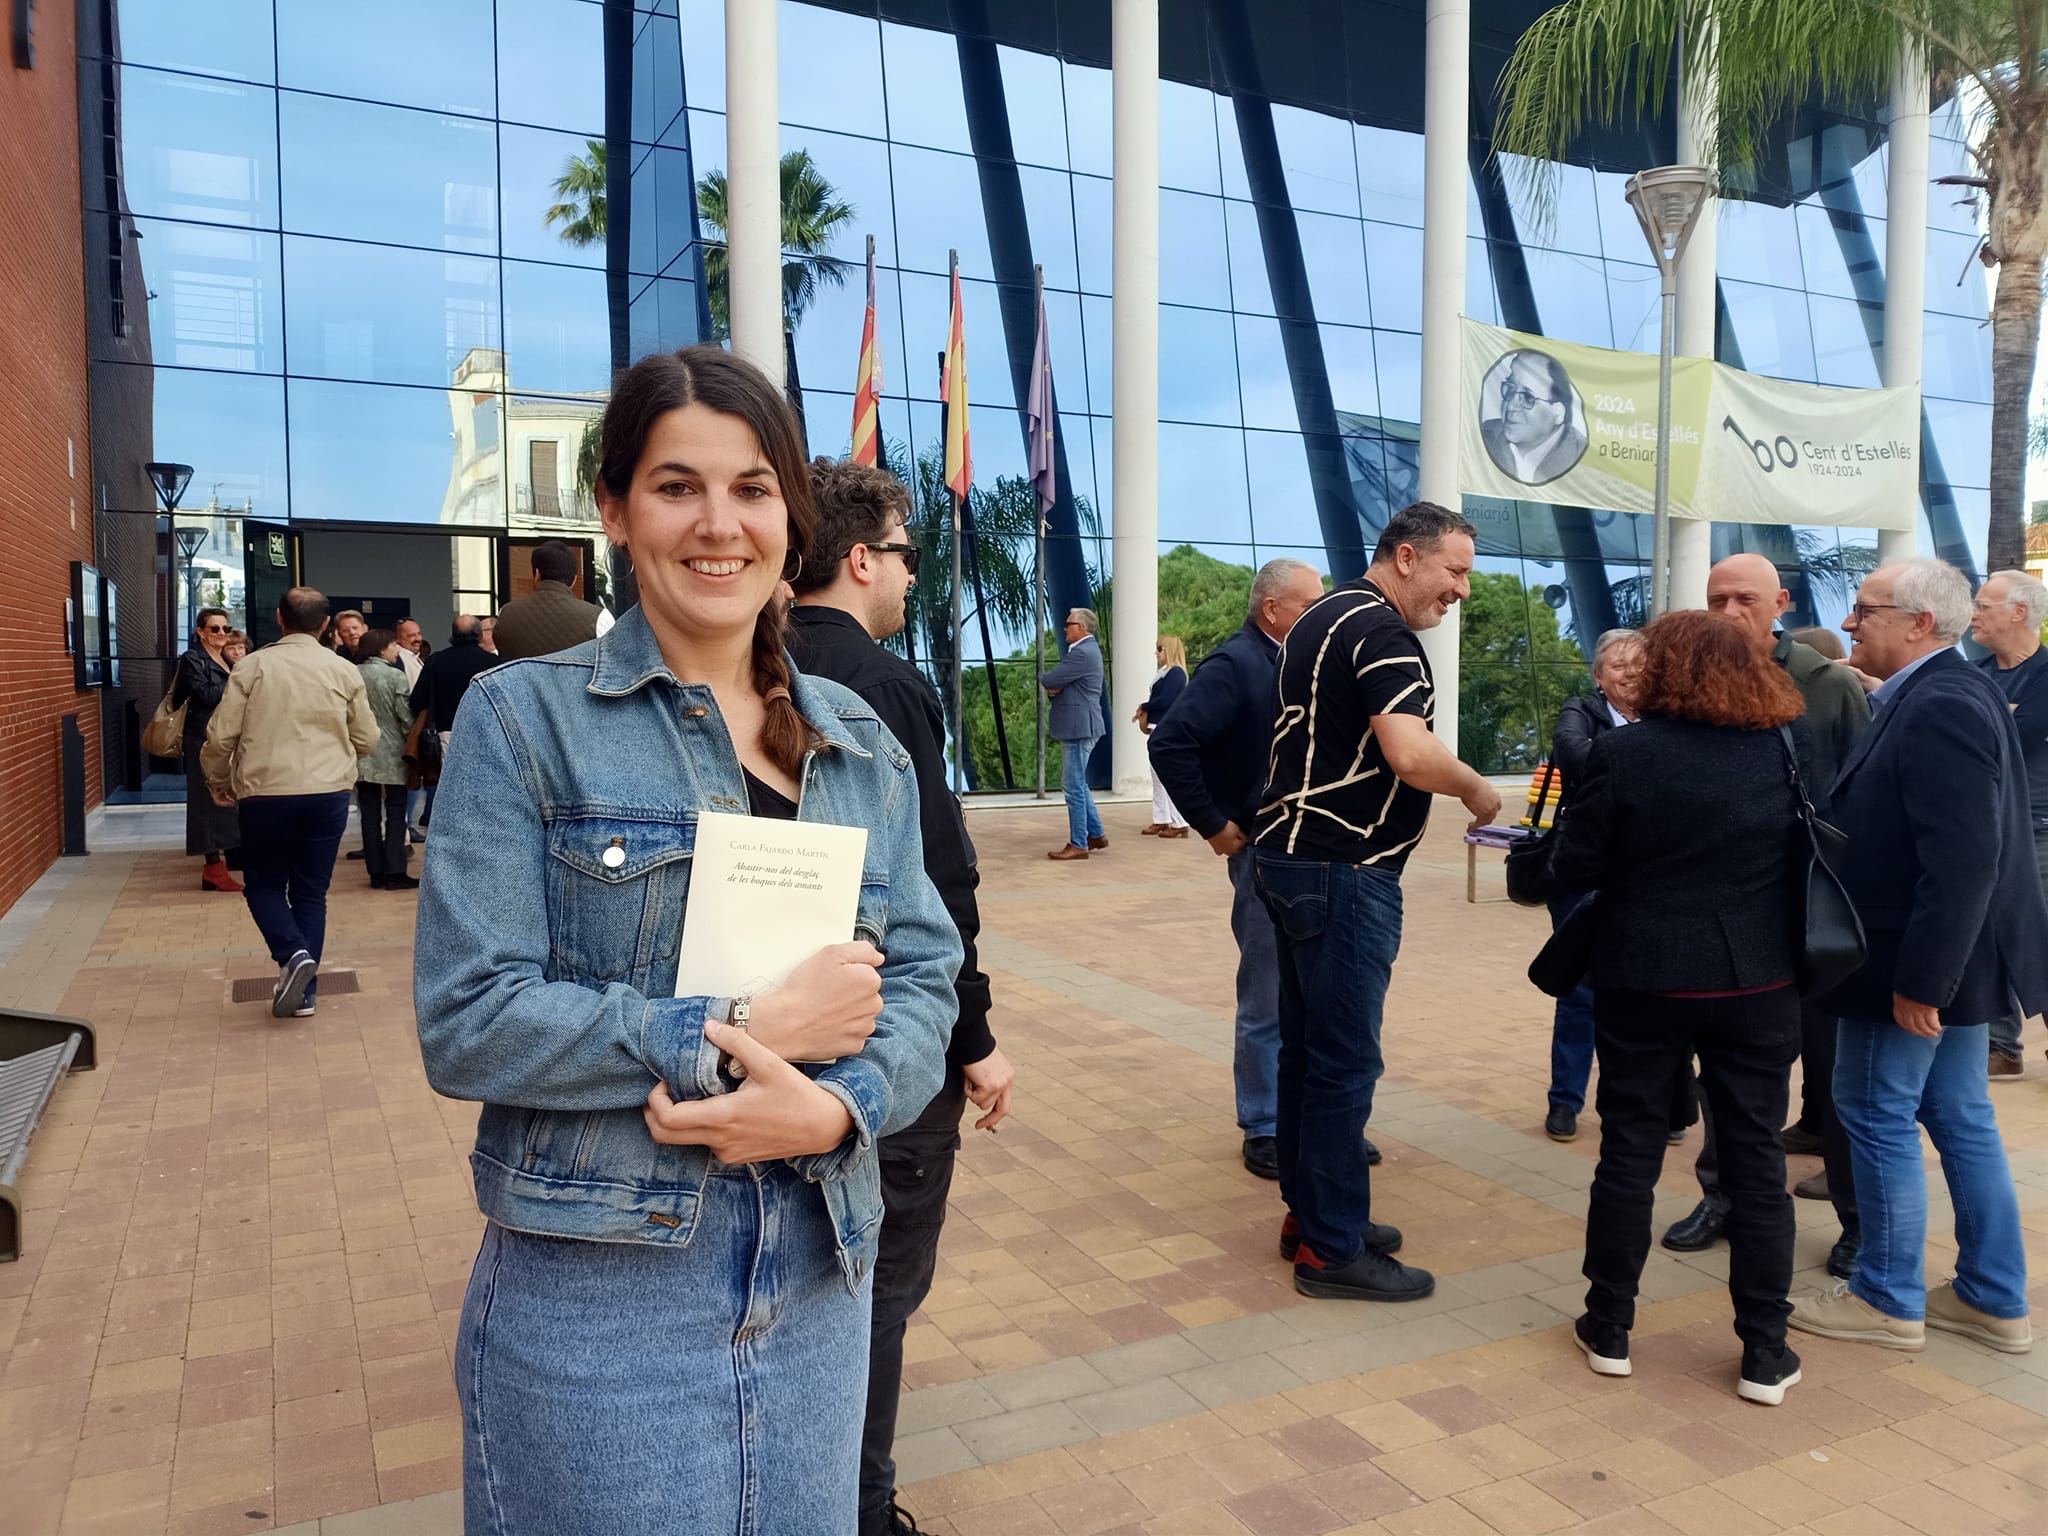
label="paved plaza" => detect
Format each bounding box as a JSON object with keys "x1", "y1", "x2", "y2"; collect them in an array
[{"x1": 1, "y1": 799, "x2": 2043, "y2": 1535}]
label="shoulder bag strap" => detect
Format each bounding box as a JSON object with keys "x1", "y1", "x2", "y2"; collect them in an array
[
  {"x1": 1532, "y1": 755, "x2": 1559, "y2": 832},
  {"x1": 1777, "y1": 724, "x2": 1822, "y2": 849}
]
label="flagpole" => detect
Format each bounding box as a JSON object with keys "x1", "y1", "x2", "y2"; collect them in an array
[
  {"x1": 1033, "y1": 265, "x2": 1049, "y2": 801},
  {"x1": 945, "y1": 253, "x2": 965, "y2": 796}
]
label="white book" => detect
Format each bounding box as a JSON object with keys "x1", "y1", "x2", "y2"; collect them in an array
[{"x1": 675, "y1": 811, "x2": 870, "y2": 1009}]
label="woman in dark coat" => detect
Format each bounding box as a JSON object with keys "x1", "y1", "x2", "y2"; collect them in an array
[
  {"x1": 1136, "y1": 634, "x2": 1191, "y2": 837},
  {"x1": 173, "y1": 607, "x2": 241, "y2": 891},
  {"x1": 1547, "y1": 610, "x2": 1813, "y2": 1407}
]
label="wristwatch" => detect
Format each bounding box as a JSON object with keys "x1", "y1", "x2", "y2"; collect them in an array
[{"x1": 721, "y1": 995, "x2": 753, "y2": 1082}]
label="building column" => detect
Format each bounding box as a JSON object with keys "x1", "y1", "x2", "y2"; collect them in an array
[
  {"x1": 1110, "y1": 0, "x2": 1159, "y2": 796},
  {"x1": 1881, "y1": 41, "x2": 1929, "y2": 562},
  {"x1": 725, "y1": 0, "x2": 782, "y2": 386},
  {"x1": 1416, "y1": 0, "x2": 1467, "y2": 751},
  {"x1": 1668, "y1": 33, "x2": 1719, "y2": 610}
]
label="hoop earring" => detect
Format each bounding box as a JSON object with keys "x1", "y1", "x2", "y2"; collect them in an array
[{"x1": 781, "y1": 550, "x2": 803, "y2": 582}]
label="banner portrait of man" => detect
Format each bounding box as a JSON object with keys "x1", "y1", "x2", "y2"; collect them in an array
[{"x1": 1480, "y1": 349, "x2": 1588, "y2": 487}]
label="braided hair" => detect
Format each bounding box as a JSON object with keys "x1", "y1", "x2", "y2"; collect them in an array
[{"x1": 594, "y1": 346, "x2": 823, "y2": 778}]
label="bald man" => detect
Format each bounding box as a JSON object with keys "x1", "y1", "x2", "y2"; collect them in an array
[{"x1": 1660, "y1": 553, "x2": 1876, "y2": 1277}]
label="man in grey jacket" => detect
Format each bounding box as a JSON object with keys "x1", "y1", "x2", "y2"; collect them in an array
[{"x1": 1042, "y1": 607, "x2": 1107, "y2": 860}]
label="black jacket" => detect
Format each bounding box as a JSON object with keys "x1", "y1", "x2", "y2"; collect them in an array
[
  {"x1": 1774, "y1": 633, "x2": 1870, "y2": 818},
  {"x1": 1146, "y1": 619, "x2": 1281, "y2": 839},
  {"x1": 171, "y1": 646, "x2": 230, "y2": 745},
  {"x1": 410, "y1": 635, "x2": 499, "y2": 732},
  {"x1": 1822, "y1": 648, "x2": 2048, "y2": 1026},
  {"x1": 1549, "y1": 692, "x2": 1620, "y2": 789},
  {"x1": 1550, "y1": 716, "x2": 1811, "y2": 993},
  {"x1": 787, "y1": 605, "x2": 995, "y2": 1068}
]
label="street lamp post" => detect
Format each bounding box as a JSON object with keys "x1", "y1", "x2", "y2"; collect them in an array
[
  {"x1": 1624, "y1": 166, "x2": 1713, "y2": 619},
  {"x1": 173, "y1": 526, "x2": 209, "y2": 633},
  {"x1": 146, "y1": 461, "x2": 195, "y2": 645}
]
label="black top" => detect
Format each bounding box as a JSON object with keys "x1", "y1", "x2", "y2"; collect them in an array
[
  {"x1": 1549, "y1": 692, "x2": 1620, "y2": 790},
  {"x1": 742, "y1": 769, "x2": 797, "y2": 820},
  {"x1": 1141, "y1": 665, "x2": 1187, "y2": 723},
  {"x1": 1147, "y1": 618, "x2": 1281, "y2": 838},
  {"x1": 1980, "y1": 647, "x2": 2048, "y2": 816},
  {"x1": 1550, "y1": 716, "x2": 1811, "y2": 993},
  {"x1": 1253, "y1": 580, "x2": 1435, "y2": 871},
  {"x1": 171, "y1": 646, "x2": 231, "y2": 745},
  {"x1": 410, "y1": 636, "x2": 499, "y2": 732},
  {"x1": 786, "y1": 604, "x2": 996, "y2": 1068}
]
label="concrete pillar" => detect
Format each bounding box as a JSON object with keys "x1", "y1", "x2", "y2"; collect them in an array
[
  {"x1": 725, "y1": 0, "x2": 782, "y2": 386},
  {"x1": 1417, "y1": 0, "x2": 1467, "y2": 750},
  {"x1": 1109, "y1": 0, "x2": 1159, "y2": 796},
  {"x1": 1881, "y1": 41, "x2": 1929, "y2": 561},
  {"x1": 1668, "y1": 30, "x2": 1719, "y2": 609}
]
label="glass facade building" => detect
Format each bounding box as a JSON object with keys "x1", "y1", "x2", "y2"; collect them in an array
[{"x1": 78, "y1": 0, "x2": 1993, "y2": 787}]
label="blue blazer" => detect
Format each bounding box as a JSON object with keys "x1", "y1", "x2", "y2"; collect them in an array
[
  {"x1": 1822, "y1": 648, "x2": 2048, "y2": 1027},
  {"x1": 1041, "y1": 635, "x2": 1105, "y2": 742}
]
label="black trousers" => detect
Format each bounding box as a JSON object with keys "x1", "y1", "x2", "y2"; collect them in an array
[
  {"x1": 1585, "y1": 987, "x2": 1800, "y2": 1352},
  {"x1": 859, "y1": 1068, "x2": 967, "y2": 1535},
  {"x1": 355, "y1": 782, "x2": 409, "y2": 882},
  {"x1": 1696, "y1": 1002, "x2": 1859, "y2": 1239}
]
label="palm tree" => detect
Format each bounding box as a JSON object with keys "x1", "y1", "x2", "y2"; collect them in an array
[
  {"x1": 543, "y1": 140, "x2": 608, "y2": 247},
  {"x1": 1495, "y1": 1, "x2": 2048, "y2": 576},
  {"x1": 697, "y1": 150, "x2": 857, "y2": 428}
]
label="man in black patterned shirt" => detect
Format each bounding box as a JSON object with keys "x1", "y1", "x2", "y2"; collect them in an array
[{"x1": 1253, "y1": 502, "x2": 1502, "y2": 1303}]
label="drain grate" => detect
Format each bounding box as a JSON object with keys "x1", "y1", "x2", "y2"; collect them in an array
[{"x1": 230, "y1": 970, "x2": 360, "y2": 1004}]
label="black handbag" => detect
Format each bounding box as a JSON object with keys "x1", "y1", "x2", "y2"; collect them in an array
[
  {"x1": 1504, "y1": 758, "x2": 1562, "y2": 908},
  {"x1": 1528, "y1": 892, "x2": 1598, "y2": 998},
  {"x1": 1777, "y1": 726, "x2": 1867, "y2": 997}
]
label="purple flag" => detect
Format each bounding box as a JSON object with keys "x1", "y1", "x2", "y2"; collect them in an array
[{"x1": 1026, "y1": 283, "x2": 1056, "y2": 515}]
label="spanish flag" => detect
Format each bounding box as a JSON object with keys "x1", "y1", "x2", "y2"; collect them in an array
[
  {"x1": 850, "y1": 237, "x2": 880, "y2": 466},
  {"x1": 941, "y1": 262, "x2": 972, "y2": 501}
]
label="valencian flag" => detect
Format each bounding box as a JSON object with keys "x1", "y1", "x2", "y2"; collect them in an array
[
  {"x1": 941, "y1": 264, "x2": 972, "y2": 500},
  {"x1": 849, "y1": 236, "x2": 881, "y2": 466}
]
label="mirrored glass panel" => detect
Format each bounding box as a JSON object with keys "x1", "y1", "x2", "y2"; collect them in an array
[
  {"x1": 282, "y1": 95, "x2": 496, "y2": 253},
  {"x1": 285, "y1": 236, "x2": 500, "y2": 389},
  {"x1": 1159, "y1": 306, "x2": 1242, "y2": 426},
  {"x1": 116, "y1": 365, "x2": 290, "y2": 516},
  {"x1": 891, "y1": 146, "x2": 994, "y2": 280},
  {"x1": 1523, "y1": 249, "x2": 1614, "y2": 347},
  {"x1": 497, "y1": 0, "x2": 607, "y2": 135},
  {"x1": 508, "y1": 394, "x2": 606, "y2": 529},
  {"x1": 633, "y1": 9, "x2": 687, "y2": 146},
  {"x1": 1243, "y1": 429, "x2": 1323, "y2": 547},
  {"x1": 1925, "y1": 398, "x2": 1991, "y2": 487},
  {"x1": 1362, "y1": 222, "x2": 1423, "y2": 332},
  {"x1": 1355, "y1": 125, "x2": 1425, "y2": 227},
  {"x1": 1159, "y1": 81, "x2": 1222, "y2": 195},
  {"x1": 502, "y1": 260, "x2": 614, "y2": 394},
  {"x1": 1298, "y1": 212, "x2": 1370, "y2": 328},
  {"x1": 1235, "y1": 317, "x2": 1297, "y2": 432},
  {"x1": 130, "y1": 219, "x2": 283, "y2": 373},
  {"x1": 678, "y1": 0, "x2": 725, "y2": 111},
  {"x1": 109, "y1": 0, "x2": 276, "y2": 82},
  {"x1": 1604, "y1": 262, "x2": 1660, "y2": 353},
  {"x1": 881, "y1": 21, "x2": 971, "y2": 153},
  {"x1": 780, "y1": 1, "x2": 886, "y2": 138},
  {"x1": 107, "y1": 68, "x2": 279, "y2": 229},
  {"x1": 500, "y1": 122, "x2": 609, "y2": 267},
  {"x1": 289, "y1": 377, "x2": 506, "y2": 526},
  {"x1": 787, "y1": 128, "x2": 897, "y2": 269},
  {"x1": 998, "y1": 45, "x2": 1067, "y2": 170},
  {"x1": 276, "y1": 0, "x2": 495, "y2": 117},
  {"x1": 1160, "y1": 425, "x2": 1252, "y2": 543},
  {"x1": 1062, "y1": 61, "x2": 1112, "y2": 179},
  {"x1": 1720, "y1": 279, "x2": 1817, "y2": 382},
  {"x1": 1922, "y1": 311, "x2": 1994, "y2": 402},
  {"x1": 1498, "y1": 155, "x2": 1602, "y2": 257},
  {"x1": 1809, "y1": 296, "x2": 1882, "y2": 388},
  {"x1": 1159, "y1": 192, "x2": 1231, "y2": 309}
]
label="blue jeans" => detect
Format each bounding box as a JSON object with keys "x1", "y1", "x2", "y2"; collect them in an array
[
  {"x1": 1547, "y1": 895, "x2": 1595, "y2": 1112},
  {"x1": 1229, "y1": 849, "x2": 1281, "y2": 1138},
  {"x1": 237, "y1": 792, "x2": 349, "y2": 1000},
  {"x1": 1256, "y1": 850, "x2": 1402, "y2": 1266},
  {"x1": 1059, "y1": 734, "x2": 1104, "y2": 849},
  {"x1": 1835, "y1": 1019, "x2": 2029, "y2": 1322},
  {"x1": 458, "y1": 1163, "x2": 870, "y2": 1534}
]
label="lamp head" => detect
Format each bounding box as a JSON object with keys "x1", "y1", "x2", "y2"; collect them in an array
[
  {"x1": 146, "y1": 461, "x2": 194, "y2": 513},
  {"x1": 1624, "y1": 165, "x2": 1715, "y2": 272},
  {"x1": 172, "y1": 526, "x2": 209, "y2": 562}
]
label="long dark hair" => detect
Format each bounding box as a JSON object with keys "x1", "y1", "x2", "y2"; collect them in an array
[{"x1": 596, "y1": 345, "x2": 821, "y2": 776}]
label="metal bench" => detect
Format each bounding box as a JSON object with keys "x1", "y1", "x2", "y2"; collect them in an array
[{"x1": 1, "y1": 1009, "x2": 96, "y2": 1264}]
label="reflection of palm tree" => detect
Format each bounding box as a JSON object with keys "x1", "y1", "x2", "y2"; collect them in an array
[
  {"x1": 697, "y1": 150, "x2": 856, "y2": 430},
  {"x1": 543, "y1": 140, "x2": 608, "y2": 247}
]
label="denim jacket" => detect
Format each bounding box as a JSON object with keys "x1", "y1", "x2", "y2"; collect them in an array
[{"x1": 413, "y1": 605, "x2": 961, "y2": 1291}]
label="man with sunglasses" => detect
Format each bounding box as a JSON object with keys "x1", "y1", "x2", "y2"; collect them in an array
[
  {"x1": 788, "y1": 456, "x2": 1013, "y2": 1536},
  {"x1": 1481, "y1": 350, "x2": 1587, "y2": 486}
]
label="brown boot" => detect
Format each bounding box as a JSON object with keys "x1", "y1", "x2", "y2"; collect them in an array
[
  {"x1": 1047, "y1": 844, "x2": 1089, "y2": 861},
  {"x1": 201, "y1": 861, "x2": 243, "y2": 893}
]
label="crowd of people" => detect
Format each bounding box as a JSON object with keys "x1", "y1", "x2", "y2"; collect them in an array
[{"x1": 164, "y1": 337, "x2": 2043, "y2": 1532}]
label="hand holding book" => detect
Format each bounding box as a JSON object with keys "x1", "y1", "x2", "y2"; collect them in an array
[
  {"x1": 644, "y1": 1022, "x2": 855, "y2": 1162},
  {"x1": 747, "y1": 940, "x2": 884, "y2": 1062}
]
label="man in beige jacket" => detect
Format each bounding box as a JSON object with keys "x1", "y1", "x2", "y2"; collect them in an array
[{"x1": 204, "y1": 587, "x2": 378, "y2": 1019}]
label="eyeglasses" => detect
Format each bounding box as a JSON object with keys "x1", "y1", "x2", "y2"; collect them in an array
[
  {"x1": 1500, "y1": 382, "x2": 1558, "y2": 411},
  {"x1": 862, "y1": 541, "x2": 921, "y2": 577},
  {"x1": 1847, "y1": 602, "x2": 1902, "y2": 622},
  {"x1": 201, "y1": 623, "x2": 228, "y2": 633},
  {"x1": 1972, "y1": 598, "x2": 2016, "y2": 614}
]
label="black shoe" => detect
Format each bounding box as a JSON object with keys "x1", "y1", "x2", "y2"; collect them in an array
[
  {"x1": 1573, "y1": 1314, "x2": 1631, "y2": 1377},
  {"x1": 346, "y1": 848, "x2": 366, "y2": 860},
  {"x1": 368, "y1": 875, "x2": 386, "y2": 889},
  {"x1": 1737, "y1": 1342, "x2": 1802, "y2": 1406},
  {"x1": 1293, "y1": 1244, "x2": 1434, "y2": 1302},
  {"x1": 1661, "y1": 1201, "x2": 1727, "y2": 1252},
  {"x1": 882, "y1": 1501, "x2": 925, "y2": 1535},
  {"x1": 272, "y1": 950, "x2": 317, "y2": 1020},
  {"x1": 383, "y1": 873, "x2": 419, "y2": 890},
  {"x1": 1544, "y1": 1105, "x2": 1578, "y2": 1142},
  {"x1": 409, "y1": 828, "x2": 427, "y2": 844},
  {"x1": 1826, "y1": 1237, "x2": 1859, "y2": 1281},
  {"x1": 1242, "y1": 1135, "x2": 1280, "y2": 1180},
  {"x1": 1781, "y1": 1123, "x2": 1826, "y2": 1156},
  {"x1": 1279, "y1": 1213, "x2": 1401, "y2": 1262},
  {"x1": 1365, "y1": 1138, "x2": 1382, "y2": 1166}
]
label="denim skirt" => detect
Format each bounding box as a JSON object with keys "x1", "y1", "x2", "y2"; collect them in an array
[{"x1": 456, "y1": 1162, "x2": 872, "y2": 1535}]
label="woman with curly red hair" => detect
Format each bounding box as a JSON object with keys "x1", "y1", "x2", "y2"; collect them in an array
[{"x1": 1547, "y1": 610, "x2": 1816, "y2": 1407}]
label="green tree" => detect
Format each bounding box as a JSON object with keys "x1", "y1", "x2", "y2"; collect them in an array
[
  {"x1": 1496, "y1": 0, "x2": 2048, "y2": 575},
  {"x1": 543, "y1": 139, "x2": 608, "y2": 247},
  {"x1": 695, "y1": 150, "x2": 857, "y2": 342},
  {"x1": 1460, "y1": 570, "x2": 1590, "y2": 773}
]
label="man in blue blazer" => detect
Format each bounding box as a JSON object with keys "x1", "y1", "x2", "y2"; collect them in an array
[
  {"x1": 1789, "y1": 559, "x2": 2047, "y2": 1358},
  {"x1": 1148, "y1": 559, "x2": 1328, "y2": 1179},
  {"x1": 1041, "y1": 607, "x2": 1108, "y2": 860}
]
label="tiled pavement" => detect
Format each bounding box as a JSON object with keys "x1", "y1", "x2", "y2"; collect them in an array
[{"x1": 1, "y1": 799, "x2": 2043, "y2": 1535}]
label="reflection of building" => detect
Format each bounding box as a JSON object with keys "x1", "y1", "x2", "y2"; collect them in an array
[{"x1": 441, "y1": 348, "x2": 607, "y2": 533}]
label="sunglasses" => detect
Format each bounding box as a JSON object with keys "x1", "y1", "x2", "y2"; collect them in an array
[
  {"x1": 862, "y1": 541, "x2": 921, "y2": 577},
  {"x1": 201, "y1": 623, "x2": 229, "y2": 633}
]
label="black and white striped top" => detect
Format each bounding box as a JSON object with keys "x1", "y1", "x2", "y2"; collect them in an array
[{"x1": 1252, "y1": 579, "x2": 1436, "y2": 870}]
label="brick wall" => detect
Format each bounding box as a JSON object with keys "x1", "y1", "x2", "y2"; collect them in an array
[{"x1": 0, "y1": 5, "x2": 100, "y2": 918}]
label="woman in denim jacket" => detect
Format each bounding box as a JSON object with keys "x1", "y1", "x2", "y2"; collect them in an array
[{"x1": 414, "y1": 346, "x2": 961, "y2": 1534}]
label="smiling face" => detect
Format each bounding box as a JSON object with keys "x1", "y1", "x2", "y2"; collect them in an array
[
  {"x1": 597, "y1": 402, "x2": 790, "y2": 661},
  {"x1": 1595, "y1": 638, "x2": 1647, "y2": 715},
  {"x1": 1384, "y1": 531, "x2": 1475, "y2": 632},
  {"x1": 395, "y1": 619, "x2": 422, "y2": 653},
  {"x1": 1501, "y1": 354, "x2": 1567, "y2": 449},
  {"x1": 335, "y1": 614, "x2": 367, "y2": 650}
]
